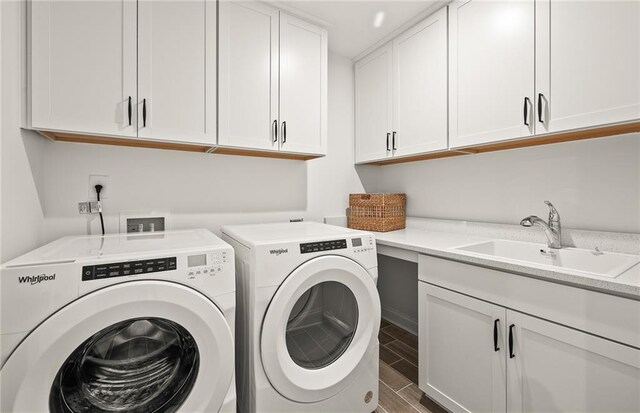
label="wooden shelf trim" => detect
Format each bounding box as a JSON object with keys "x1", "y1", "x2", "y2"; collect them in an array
[
  {"x1": 39, "y1": 130, "x2": 212, "y2": 153},
  {"x1": 36, "y1": 130, "x2": 324, "y2": 160},
  {"x1": 367, "y1": 121, "x2": 640, "y2": 166}
]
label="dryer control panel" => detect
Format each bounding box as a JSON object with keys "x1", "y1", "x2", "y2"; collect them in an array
[
  {"x1": 186, "y1": 250, "x2": 230, "y2": 279},
  {"x1": 82, "y1": 257, "x2": 177, "y2": 281},
  {"x1": 300, "y1": 239, "x2": 347, "y2": 254}
]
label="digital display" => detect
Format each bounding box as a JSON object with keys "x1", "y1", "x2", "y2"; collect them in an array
[
  {"x1": 188, "y1": 254, "x2": 207, "y2": 267},
  {"x1": 352, "y1": 238, "x2": 363, "y2": 247}
]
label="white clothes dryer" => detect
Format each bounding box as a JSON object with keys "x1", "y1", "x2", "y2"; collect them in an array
[
  {"x1": 222, "y1": 222, "x2": 380, "y2": 413},
  {"x1": 0, "y1": 229, "x2": 236, "y2": 413}
]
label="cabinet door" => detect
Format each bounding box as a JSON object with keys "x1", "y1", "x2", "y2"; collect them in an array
[
  {"x1": 536, "y1": 0, "x2": 640, "y2": 134},
  {"x1": 419, "y1": 283, "x2": 506, "y2": 413},
  {"x1": 449, "y1": 0, "x2": 534, "y2": 148},
  {"x1": 30, "y1": 0, "x2": 136, "y2": 136},
  {"x1": 279, "y1": 13, "x2": 327, "y2": 155},
  {"x1": 506, "y1": 310, "x2": 640, "y2": 413},
  {"x1": 218, "y1": 1, "x2": 279, "y2": 150},
  {"x1": 392, "y1": 8, "x2": 448, "y2": 157},
  {"x1": 355, "y1": 44, "x2": 393, "y2": 163},
  {"x1": 137, "y1": 0, "x2": 215, "y2": 145}
]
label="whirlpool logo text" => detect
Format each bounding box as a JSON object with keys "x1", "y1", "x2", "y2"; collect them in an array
[
  {"x1": 269, "y1": 248, "x2": 288, "y2": 256},
  {"x1": 18, "y1": 274, "x2": 56, "y2": 285}
]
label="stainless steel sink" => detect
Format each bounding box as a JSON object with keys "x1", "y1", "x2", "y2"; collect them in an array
[{"x1": 454, "y1": 239, "x2": 640, "y2": 278}]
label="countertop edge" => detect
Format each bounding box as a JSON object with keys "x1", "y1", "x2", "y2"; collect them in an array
[{"x1": 375, "y1": 237, "x2": 640, "y2": 300}]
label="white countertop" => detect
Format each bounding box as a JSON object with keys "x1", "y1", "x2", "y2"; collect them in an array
[{"x1": 375, "y1": 227, "x2": 640, "y2": 299}]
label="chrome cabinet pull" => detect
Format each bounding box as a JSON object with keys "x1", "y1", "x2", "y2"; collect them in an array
[
  {"x1": 386, "y1": 133, "x2": 391, "y2": 151},
  {"x1": 493, "y1": 319, "x2": 500, "y2": 352},
  {"x1": 392, "y1": 131, "x2": 397, "y2": 150}
]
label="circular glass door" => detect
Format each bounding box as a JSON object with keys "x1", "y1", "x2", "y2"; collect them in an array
[
  {"x1": 261, "y1": 255, "x2": 381, "y2": 403},
  {"x1": 0, "y1": 281, "x2": 234, "y2": 413},
  {"x1": 50, "y1": 318, "x2": 199, "y2": 413},
  {"x1": 286, "y1": 281, "x2": 358, "y2": 370}
]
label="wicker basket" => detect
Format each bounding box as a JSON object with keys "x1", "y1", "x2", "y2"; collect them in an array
[{"x1": 347, "y1": 193, "x2": 406, "y2": 232}]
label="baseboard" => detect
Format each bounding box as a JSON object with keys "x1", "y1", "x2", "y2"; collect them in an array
[{"x1": 382, "y1": 306, "x2": 417, "y2": 335}]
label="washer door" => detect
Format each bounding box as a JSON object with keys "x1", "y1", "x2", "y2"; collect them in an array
[
  {"x1": 1, "y1": 281, "x2": 234, "y2": 413},
  {"x1": 261, "y1": 255, "x2": 380, "y2": 403}
]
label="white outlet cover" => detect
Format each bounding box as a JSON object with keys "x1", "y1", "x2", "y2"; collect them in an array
[{"x1": 89, "y1": 175, "x2": 109, "y2": 200}]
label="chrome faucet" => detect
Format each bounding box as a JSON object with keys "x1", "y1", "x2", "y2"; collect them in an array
[{"x1": 520, "y1": 201, "x2": 562, "y2": 249}]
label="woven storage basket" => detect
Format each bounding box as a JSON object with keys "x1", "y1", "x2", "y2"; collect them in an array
[{"x1": 348, "y1": 193, "x2": 406, "y2": 232}]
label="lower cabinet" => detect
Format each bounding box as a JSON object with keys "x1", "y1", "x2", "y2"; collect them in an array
[{"x1": 419, "y1": 283, "x2": 640, "y2": 413}]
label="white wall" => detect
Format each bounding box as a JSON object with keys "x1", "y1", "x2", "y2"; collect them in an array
[
  {"x1": 369, "y1": 134, "x2": 640, "y2": 233},
  {"x1": 35, "y1": 53, "x2": 375, "y2": 245},
  {"x1": 1, "y1": 0, "x2": 46, "y2": 262}
]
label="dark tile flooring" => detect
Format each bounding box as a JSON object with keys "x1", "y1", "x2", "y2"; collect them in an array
[{"x1": 375, "y1": 320, "x2": 447, "y2": 413}]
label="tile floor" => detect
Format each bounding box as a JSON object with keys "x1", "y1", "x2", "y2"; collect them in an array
[{"x1": 376, "y1": 319, "x2": 447, "y2": 413}]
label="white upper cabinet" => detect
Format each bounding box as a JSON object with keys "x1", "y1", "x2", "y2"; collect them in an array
[
  {"x1": 507, "y1": 310, "x2": 640, "y2": 413},
  {"x1": 449, "y1": 0, "x2": 535, "y2": 148},
  {"x1": 392, "y1": 7, "x2": 448, "y2": 157},
  {"x1": 218, "y1": 4, "x2": 327, "y2": 156},
  {"x1": 218, "y1": 1, "x2": 279, "y2": 151},
  {"x1": 137, "y1": 0, "x2": 216, "y2": 145},
  {"x1": 535, "y1": 0, "x2": 640, "y2": 134},
  {"x1": 279, "y1": 13, "x2": 328, "y2": 155},
  {"x1": 355, "y1": 43, "x2": 393, "y2": 163},
  {"x1": 30, "y1": 0, "x2": 136, "y2": 136},
  {"x1": 355, "y1": 10, "x2": 448, "y2": 163}
]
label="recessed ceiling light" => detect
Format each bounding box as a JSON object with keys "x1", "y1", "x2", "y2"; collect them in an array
[{"x1": 374, "y1": 11, "x2": 385, "y2": 28}]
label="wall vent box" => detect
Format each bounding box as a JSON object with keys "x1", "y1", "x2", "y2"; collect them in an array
[{"x1": 119, "y1": 212, "x2": 170, "y2": 233}]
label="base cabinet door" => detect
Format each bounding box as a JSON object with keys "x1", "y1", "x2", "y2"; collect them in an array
[
  {"x1": 278, "y1": 13, "x2": 327, "y2": 155},
  {"x1": 137, "y1": 0, "x2": 216, "y2": 144},
  {"x1": 30, "y1": 0, "x2": 136, "y2": 136},
  {"x1": 449, "y1": 0, "x2": 535, "y2": 148},
  {"x1": 355, "y1": 43, "x2": 393, "y2": 163},
  {"x1": 535, "y1": 0, "x2": 640, "y2": 134},
  {"x1": 506, "y1": 310, "x2": 640, "y2": 413},
  {"x1": 392, "y1": 7, "x2": 448, "y2": 157},
  {"x1": 419, "y1": 283, "x2": 507, "y2": 413}
]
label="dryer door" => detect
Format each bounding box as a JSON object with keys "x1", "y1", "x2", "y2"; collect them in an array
[
  {"x1": 0, "y1": 281, "x2": 234, "y2": 413},
  {"x1": 261, "y1": 255, "x2": 381, "y2": 403}
]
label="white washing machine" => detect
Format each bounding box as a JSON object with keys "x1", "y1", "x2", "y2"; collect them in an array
[
  {"x1": 221, "y1": 222, "x2": 380, "y2": 413},
  {"x1": 0, "y1": 229, "x2": 236, "y2": 413}
]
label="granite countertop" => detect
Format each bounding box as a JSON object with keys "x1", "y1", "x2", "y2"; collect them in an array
[{"x1": 375, "y1": 225, "x2": 640, "y2": 299}]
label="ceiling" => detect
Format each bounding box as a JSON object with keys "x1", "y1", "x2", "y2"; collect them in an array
[{"x1": 278, "y1": 1, "x2": 441, "y2": 58}]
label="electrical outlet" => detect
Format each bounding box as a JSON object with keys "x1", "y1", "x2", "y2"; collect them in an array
[
  {"x1": 78, "y1": 201, "x2": 101, "y2": 214},
  {"x1": 89, "y1": 175, "x2": 109, "y2": 200},
  {"x1": 78, "y1": 202, "x2": 91, "y2": 214}
]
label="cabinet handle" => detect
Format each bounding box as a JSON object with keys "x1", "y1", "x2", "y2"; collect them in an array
[
  {"x1": 282, "y1": 121, "x2": 287, "y2": 144},
  {"x1": 273, "y1": 120, "x2": 278, "y2": 143},
  {"x1": 523, "y1": 97, "x2": 531, "y2": 126},
  {"x1": 508, "y1": 324, "x2": 515, "y2": 358},
  {"x1": 386, "y1": 133, "x2": 391, "y2": 152},
  {"x1": 537, "y1": 93, "x2": 544, "y2": 124},
  {"x1": 142, "y1": 98, "x2": 147, "y2": 128},
  {"x1": 392, "y1": 131, "x2": 397, "y2": 150},
  {"x1": 493, "y1": 319, "x2": 500, "y2": 352},
  {"x1": 127, "y1": 96, "x2": 132, "y2": 126}
]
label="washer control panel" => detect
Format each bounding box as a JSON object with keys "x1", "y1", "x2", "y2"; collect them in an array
[
  {"x1": 82, "y1": 257, "x2": 177, "y2": 281},
  {"x1": 352, "y1": 235, "x2": 375, "y2": 253},
  {"x1": 300, "y1": 239, "x2": 347, "y2": 254},
  {"x1": 187, "y1": 250, "x2": 230, "y2": 279}
]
